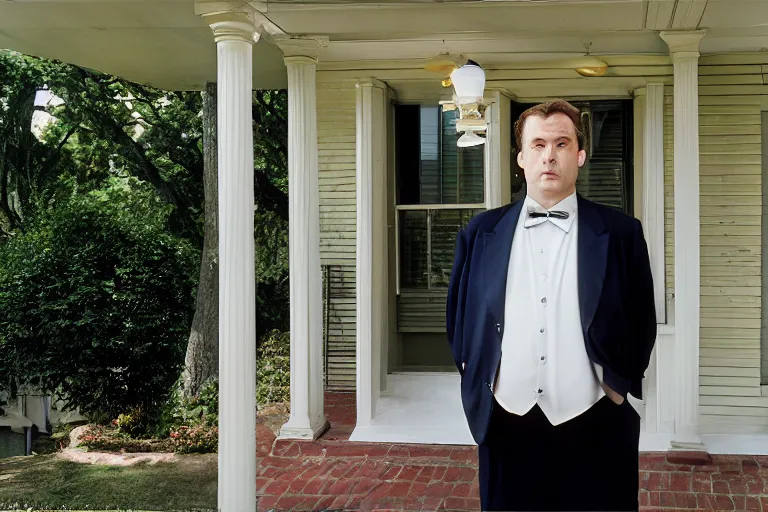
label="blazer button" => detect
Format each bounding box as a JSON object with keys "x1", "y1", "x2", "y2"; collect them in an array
[{"x1": 496, "y1": 323, "x2": 501, "y2": 333}]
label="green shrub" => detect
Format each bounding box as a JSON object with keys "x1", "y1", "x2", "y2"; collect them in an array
[
  {"x1": 0, "y1": 178, "x2": 198, "y2": 427},
  {"x1": 169, "y1": 424, "x2": 218, "y2": 454},
  {"x1": 78, "y1": 424, "x2": 173, "y2": 453},
  {"x1": 115, "y1": 405, "x2": 151, "y2": 438},
  {"x1": 157, "y1": 378, "x2": 218, "y2": 436},
  {"x1": 256, "y1": 330, "x2": 290, "y2": 406}
]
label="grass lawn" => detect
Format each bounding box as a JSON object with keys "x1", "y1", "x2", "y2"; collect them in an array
[{"x1": 0, "y1": 454, "x2": 217, "y2": 511}]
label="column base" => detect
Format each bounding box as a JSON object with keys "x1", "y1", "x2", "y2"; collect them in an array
[
  {"x1": 278, "y1": 418, "x2": 330, "y2": 441},
  {"x1": 670, "y1": 440, "x2": 706, "y2": 451},
  {"x1": 669, "y1": 438, "x2": 709, "y2": 466},
  {"x1": 667, "y1": 445, "x2": 712, "y2": 466}
]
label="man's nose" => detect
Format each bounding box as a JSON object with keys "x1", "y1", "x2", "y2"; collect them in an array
[{"x1": 542, "y1": 144, "x2": 555, "y2": 162}]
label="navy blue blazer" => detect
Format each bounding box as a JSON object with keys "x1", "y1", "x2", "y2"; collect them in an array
[{"x1": 446, "y1": 194, "x2": 657, "y2": 445}]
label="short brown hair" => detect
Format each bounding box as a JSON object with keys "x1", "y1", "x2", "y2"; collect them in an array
[{"x1": 514, "y1": 99, "x2": 586, "y2": 151}]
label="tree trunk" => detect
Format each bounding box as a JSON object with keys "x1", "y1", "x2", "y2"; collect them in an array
[{"x1": 182, "y1": 82, "x2": 219, "y2": 398}]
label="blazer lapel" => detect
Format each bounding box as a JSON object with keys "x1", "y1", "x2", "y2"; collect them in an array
[
  {"x1": 577, "y1": 195, "x2": 609, "y2": 335},
  {"x1": 483, "y1": 201, "x2": 523, "y2": 333}
]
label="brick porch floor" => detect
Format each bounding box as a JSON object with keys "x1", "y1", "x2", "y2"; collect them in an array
[{"x1": 257, "y1": 392, "x2": 768, "y2": 511}]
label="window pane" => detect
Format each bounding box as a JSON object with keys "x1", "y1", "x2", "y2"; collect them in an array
[
  {"x1": 429, "y1": 209, "x2": 483, "y2": 288},
  {"x1": 395, "y1": 104, "x2": 484, "y2": 205},
  {"x1": 399, "y1": 210, "x2": 428, "y2": 289},
  {"x1": 419, "y1": 106, "x2": 441, "y2": 204},
  {"x1": 576, "y1": 100, "x2": 631, "y2": 212},
  {"x1": 441, "y1": 109, "x2": 484, "y2": 204},
  {"x1": 399, "y1": 208, "x2": 482, "y2": 290}
]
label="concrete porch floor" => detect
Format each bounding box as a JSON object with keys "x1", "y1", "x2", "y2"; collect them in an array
[
  {"x1": 349, "y1": 373, "x2": 474, "y2": 445},
  {"x1": 257, "y1": 391, "x2": 768, "y2": 511}
]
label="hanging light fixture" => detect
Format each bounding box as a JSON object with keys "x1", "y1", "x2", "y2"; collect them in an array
[
  {"x1": 447, "y1": 60, "x2": 489, "y2": 147},
  {"x1": 574, "y1": 42, "x2": 608, "y2": 77},
  {"x1": 574, "y1": 55, "x2": 608, "y2": 77}
]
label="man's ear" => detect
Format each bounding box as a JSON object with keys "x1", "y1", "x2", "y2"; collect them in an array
[
  {"x1": 577, "y1": 149, "x2": 587, "y2": 167},
  {"x1": 517, "y1": 149, "x2": 525, "y2": 168}
]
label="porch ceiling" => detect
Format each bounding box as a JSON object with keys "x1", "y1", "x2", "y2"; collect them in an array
[
  {"x1": 0, "y1": 0, "x2": 287, "y2": 91},
  {"x1": 0, "y1": 0, "x2": 767, "y2": 92}
]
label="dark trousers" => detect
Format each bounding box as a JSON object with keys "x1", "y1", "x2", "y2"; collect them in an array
[{"x1": 478, "y1": 396, "x2": 641, "y2": 512}]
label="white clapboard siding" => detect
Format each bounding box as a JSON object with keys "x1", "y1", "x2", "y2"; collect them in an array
[
  {"x1": 318, "y1": 82, "x2": 357, "y2": 389},
  {"x1": 694, "y1": 56, "x2": 768, "y2": 433}
]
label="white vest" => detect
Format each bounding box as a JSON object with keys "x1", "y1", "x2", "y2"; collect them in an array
[{"x1": 493, "y1": 193, "x2": 605, "y2": 426}]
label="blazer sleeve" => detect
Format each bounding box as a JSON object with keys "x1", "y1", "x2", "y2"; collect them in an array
[
  {"x1": 630, "y1": 218, "x2": 657, "y2": 397},
  {"x1": 446, "y1": 227, "x2": 470, "y2": 374}
]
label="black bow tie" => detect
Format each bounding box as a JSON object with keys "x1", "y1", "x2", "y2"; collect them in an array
[{"x1": 527, "y1": 209, "x2": 569, "y2": 220}]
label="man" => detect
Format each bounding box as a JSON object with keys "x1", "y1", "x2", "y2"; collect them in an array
[{"x1": 446, "y1": 99, "x2": 657, "y2": 512}]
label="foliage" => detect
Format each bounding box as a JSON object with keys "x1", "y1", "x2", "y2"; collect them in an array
[
  {"x1": 78, "y1": 424, "x2": 174, "y2": 453},
  {"x1": 255, "y1": 210, "x2": 289, "y2": 341},
  {"x1": 179, "y1": 378, "x2": 219, "y2": 426},
  {"x1": 49, "y1": 423, "x2": 74, "y2": 451},
  {"x1": 0, "y1": 51, "x2": 290, "y2": 247},
  {"x1": 0, "y1": 178, "x2": 198, "y2": 424},
  {"x1": 0, "y1": 53, "x2": 293, "y2": 433},
  {"x1": 79, "y1": 378, "x2": 218, "y2": 454},
  {"x1": 0, "y1": 398, "x2": 5, "y2": 416},
  {"x1": 115, "y1": 405, "x2": 151, "y2": 439},
  {"x1": 257, "y1": 330, "x2": 290, "y2": 406},
  {"x1": 0, "y1": 50, "x2": 80, "y2": 236},
  {"x1": 169, "y1": 424, "x2": 219, "y2": 454}
]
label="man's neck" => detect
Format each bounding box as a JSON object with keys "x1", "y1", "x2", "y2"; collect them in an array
[{"x1": 527, "y1": 189, "x2": 576, "y2": 210}]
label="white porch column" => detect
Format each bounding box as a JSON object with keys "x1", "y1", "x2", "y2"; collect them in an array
[
  {"x1": 661, "y1": 30, "x2": 707, "y2": 449},
  {"x1": 278, "y1": 41, "x2": 329, "y2": 440},
  {"x1": 484, "y1": 90, "x2": 512, "y2": 209},
  {"x1": 642, "y1": 83, "x2": 667, "y2": 324},
  {"x1": 201, "y1": 10, "x2": 258, "y2": 512},
  {"x1": 355, "y1": 79, "x2": 388, "y2": 426},
  {"x1": 633, "y1": 84, "x2": 676, "y2": 438}
]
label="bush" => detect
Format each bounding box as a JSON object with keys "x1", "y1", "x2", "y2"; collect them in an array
[
  {"x1": 0, "y1": 178, "x2": 198, "y2": 427},
  {"x1": 115, "y1": 405, "x2": 151, "y2": 438},
  {"x1": 257, "y1": 330, "x2": 290, "y2": 406},
  {"x1": 169, "y1": 424, "x2": 218, "y2": 454},
  {"x1": 155, "y1": 378, "x2": 218, "y2": 436},
  {"x1": 78, "y1": 424, "x2": 173, "y2": 453}
]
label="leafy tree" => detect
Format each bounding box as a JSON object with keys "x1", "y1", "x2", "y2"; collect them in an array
[
  {"x1": 0, "y1": 178, "x2": 198, "y2": 421},
  {"x1": 0, "y1": 50, "x2": 291, "y2": 404}
]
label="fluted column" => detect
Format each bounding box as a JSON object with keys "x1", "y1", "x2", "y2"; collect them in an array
[
  {"x1": 278, "y1": 40, "x2": 329, "y2": 440},
  {"x1": 634, "y1": 84, "x2": 673, "y2": 436},
  {"x1": 202, "y1": 10, "x2": 258, "y2": 512},
  {"x1": 661, "y1": 29, "x2": 706, "y2": 450}
]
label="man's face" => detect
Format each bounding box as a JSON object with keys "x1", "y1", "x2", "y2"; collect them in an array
[{"x1": 517, "y1": 112, "x2": 586, "y2": 203}]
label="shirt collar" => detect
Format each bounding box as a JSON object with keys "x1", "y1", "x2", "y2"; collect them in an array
[{"x1": 523, "y1": 192, "x2": 578, "y2": 232}]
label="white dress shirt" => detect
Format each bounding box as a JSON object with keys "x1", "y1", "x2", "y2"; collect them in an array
[{"x1": 493, "y1": 192, "x2": 606, "y2": 425}]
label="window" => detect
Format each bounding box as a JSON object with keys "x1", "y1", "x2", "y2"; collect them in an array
[
  {"x1": 395, "y1": 104, "x2": 484, "y2": 294},
  {"x1": 396, "y1": 105, "x2": 484, "y2": 206}
]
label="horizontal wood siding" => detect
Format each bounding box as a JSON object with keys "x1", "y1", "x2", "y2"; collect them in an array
[
  {"x1": 318, "y1": 81, "x2": 357, "y2": 390},
  {"x1": 696, "y1": 54, "x2": 768, "y2": 434}
]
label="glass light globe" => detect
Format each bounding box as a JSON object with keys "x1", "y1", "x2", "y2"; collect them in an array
[{"x1": 450, "y1": 60, "x2": 485, "y2": 104}]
